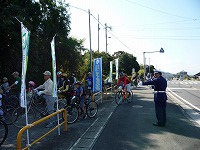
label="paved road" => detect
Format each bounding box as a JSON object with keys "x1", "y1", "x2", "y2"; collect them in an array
[
  {"x1": 92, "y1": 86, "x2": 200, "y2": 150},
  {"x1": 168, "y1": 80, "x2": 200, "y2": 110}
]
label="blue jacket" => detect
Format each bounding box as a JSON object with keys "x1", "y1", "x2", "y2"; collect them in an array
[{"x1": 143, "y1": 76, "x2": 167, "y2": 101}]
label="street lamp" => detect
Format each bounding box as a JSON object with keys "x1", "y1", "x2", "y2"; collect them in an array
[{"x1": 143, "y1": 48, "x2": 164, "y2": 80}]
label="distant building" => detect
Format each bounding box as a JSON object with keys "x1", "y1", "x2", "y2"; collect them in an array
[
  {"x1": 194, "y1": 72, "x2": 200, "y2": 79},
  {"x1": 162, "y1": 72, "x2": 174, "y2": 80},
  {"x1": 177, "y1": 70, "x2": 188, "y2": 80}
]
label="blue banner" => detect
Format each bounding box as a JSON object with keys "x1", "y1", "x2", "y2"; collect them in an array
[{"x1": 93, "y1": 58, "x2": 102, "y2": 92}]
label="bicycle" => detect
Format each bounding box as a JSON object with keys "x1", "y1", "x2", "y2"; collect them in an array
[
  {"x1": 0, "y1": 119, "x2": 8, "y2": 146},
  {"x1": 12, "y1": 90, "x2": 65, "y2": 128},
  {"x1": 57, "y1": 91, "x2": 70, "y2": 107},
  {"x1": 115, "y1": 86, "x2": 133, "y2": 105},
  {"x1": 63, "y1": 91, "x2": 98, "y2": 124},
  {"x1": 0, "y1": 104, "x2": 15, "y2": 125},
  {"x1": 1, "y1": 92, "x2": 19, "y2": 109}
]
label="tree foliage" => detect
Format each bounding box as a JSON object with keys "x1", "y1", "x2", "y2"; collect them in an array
[
  {"x1": 0, "y1": 1, "x2": 141, "y2": 84},
  {"x1": 114, "y1": 51, "x2": 140, "y2": 75},
  {"x1": 0, "y1": 0, "x2": 83, "y2": 84}
]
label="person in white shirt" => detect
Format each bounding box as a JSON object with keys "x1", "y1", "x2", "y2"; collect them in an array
[{"x1": 35, "y1": 71, "x2": 55, "y2": 128}]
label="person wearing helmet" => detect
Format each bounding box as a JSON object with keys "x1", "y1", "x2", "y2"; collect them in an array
[
  {"x1": 28, "y1": 81, "x2": 36, "y2": 92},
  {"x1": 75, "y1": 81, "x2": 87, "y2": 119},
  {"x1": 58, "y1": 73, "x2": 71, "y2": 106},
  {"x1": 26, "y1": 81, "x2": 36, "y2": 101},
  {"x1": 116, "y1": 72, "x2": 131, "y2": 100},
  {"x1": 57, "y1": 71, "x2": 63, "y2": 88},
  {"x1": 69, "y1": 73, "x2": 77, "y2": 86}
]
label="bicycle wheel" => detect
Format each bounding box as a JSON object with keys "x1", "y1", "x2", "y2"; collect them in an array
[
  {"x1": 54, "y1": 99, "x2": 66, "y2": 121},
  {"x1": 86, "y1": 101, "x2": 98, "y2": 118},
  {"x1": 55, "y1": 99, "x2": 66, "y2": 110},
  {"x1": 2, "y1": 105, "x2": 15, "y2": 125},
  {"x1": 12, "y1": 106, "x2": 35, "y2": 128},
  {"x1": 115, "y1": 91, "x2": 123, "y2": 105},
  {"x1": 0, "y1": 120, "x2": 8, "y2": 146},
  {"x1": 8, "y1": 95, "x2": 19, "y2": 108},
  {"x1": 127, "y1": 90, "x2": 134, "y2": 103},
  {"x1": 63, "y1": 105, "x2": 78, "y2": 124}
]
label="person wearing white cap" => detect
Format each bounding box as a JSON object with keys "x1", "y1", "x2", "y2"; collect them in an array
[
  {"x1": 10, "y1": 71, "x2": 21, "y2": 105},
  {"x1": 34, "y1": 71, "x2": 56, "y2": 128},
  {"x1": 142, "y1": 70, "x2": 168, "y2": 127}
]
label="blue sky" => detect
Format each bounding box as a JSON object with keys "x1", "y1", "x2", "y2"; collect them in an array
[{"x1": 64, "y1": 0, "x2": 200, "y2": 75}]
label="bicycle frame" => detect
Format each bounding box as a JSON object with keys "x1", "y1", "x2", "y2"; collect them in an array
[
  {"x1": 0, "y1": 119, "x2": 8, "y2": 146},
  {"x1": 115, "y1": 86, "x2": 133, "y2": 105},
  {"x1": 28, "y1": 92, "x2": 47, "y2": 117}
]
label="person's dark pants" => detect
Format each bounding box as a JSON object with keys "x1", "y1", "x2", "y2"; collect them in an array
[
  {"x1": 65, "y1": 92, "x2": 71, "y2": 106},
  {"x1": 155, "y1": 100, "x2": 166, "y2": 125}
]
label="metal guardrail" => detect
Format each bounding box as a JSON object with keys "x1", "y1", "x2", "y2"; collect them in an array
[
  {"x1": 105, "y1": 86, "x2": 115, "y2": 100},
  {"x1": 16, "y1": 108, "x2": 67, "y2": 150},
  {"x1": 92, "y1": 91, "x2": 104, "y2": 103}
]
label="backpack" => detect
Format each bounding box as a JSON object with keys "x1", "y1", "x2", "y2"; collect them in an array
[{"x1": 77, "y1": 86, "x2": 86, "y2": 98}]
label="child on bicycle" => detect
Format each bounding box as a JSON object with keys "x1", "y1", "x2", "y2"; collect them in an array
[
  {"x1": 116, "y1": 72, "x2": 131, "y2": 99},
  {"x1": 27, "y1": 81, "x2": 36, "y2": 101},
  {"x1": 75, "y1": 81, "x2": 87, "y2": 119}
]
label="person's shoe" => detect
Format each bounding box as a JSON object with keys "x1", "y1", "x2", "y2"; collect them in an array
[
  {"x1": 83, "y1": 114, "x2": 87, "y2": 119},
  {"x1": 153, "y1": 122, "x2": 165, "y2": 127},
  {"x1": 45, "y1": 122, "x2": 55, "y2": 128}
]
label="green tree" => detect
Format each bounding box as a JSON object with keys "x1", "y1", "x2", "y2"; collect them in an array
[
  {"x1": 115, "y1": 52, "x2": 140, "y2": 75},
  {"x1": 0, "y1": 0, "x2": 83, "y2": 84}
]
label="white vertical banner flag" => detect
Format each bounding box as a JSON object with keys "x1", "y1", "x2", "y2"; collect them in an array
[
  {"x1": 115, "y1": 58, "x2": 119, "y2": 80},
  {"x1": 51, "y1": 35, "x2": 57, "y2": 98},
  {"x1": 108, "y1": 61, "x2": 113, "y2": 83},
  {"x1": 20, "y1": 23, "x2": 30, "y2": 108},
  {"x1": 51, "y1": 35, "x2": 61, "y2": 135}
]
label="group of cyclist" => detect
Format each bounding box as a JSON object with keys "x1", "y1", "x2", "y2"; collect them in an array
[
  {"x1": 0, "y1": 72, "x2": 23, "y2": 119},
  {"x1": 0, "y1": 69, "x2": 131, "y2": 127},
  {"x1": 57, "y1": 71, "x2": 93, "y2": 120}
]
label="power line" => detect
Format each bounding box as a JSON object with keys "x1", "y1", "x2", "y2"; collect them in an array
[
  {"x1": 68, "y1": 4, "x2": 88, "y2": 13},
  {"x1": 68, "y1": 4, "x2": 140, "y2": 56},
  {"x1": 124, "y1": 0, "x2": 198, "y2": 21},
  {"x1": 120, "y1": 37, "x2": 200, "y2": 40}
]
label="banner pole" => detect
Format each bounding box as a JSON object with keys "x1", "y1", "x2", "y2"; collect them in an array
[{"x1": 51, "y1": 35, "x2": 60, "y2": 135}]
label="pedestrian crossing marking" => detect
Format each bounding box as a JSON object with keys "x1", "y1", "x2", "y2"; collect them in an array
[{"x1": 168, "y1": 81, "x2": 200, "y2": 85}]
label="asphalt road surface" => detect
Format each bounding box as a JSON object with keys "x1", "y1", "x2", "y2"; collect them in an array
[{"x1": 92, "y1": 86, "x2": 200, "y2": 150}]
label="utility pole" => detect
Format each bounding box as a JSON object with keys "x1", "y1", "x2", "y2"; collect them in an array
[
  {"x1": 98, "y1": 14, "x2": 100, "y2": 52},
  {"x1": 88, "y1": 9, "x2": 92, "y2": 73},
  {"x1": 105, "y1": 23, "x2": 111, "y2": 53}
]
